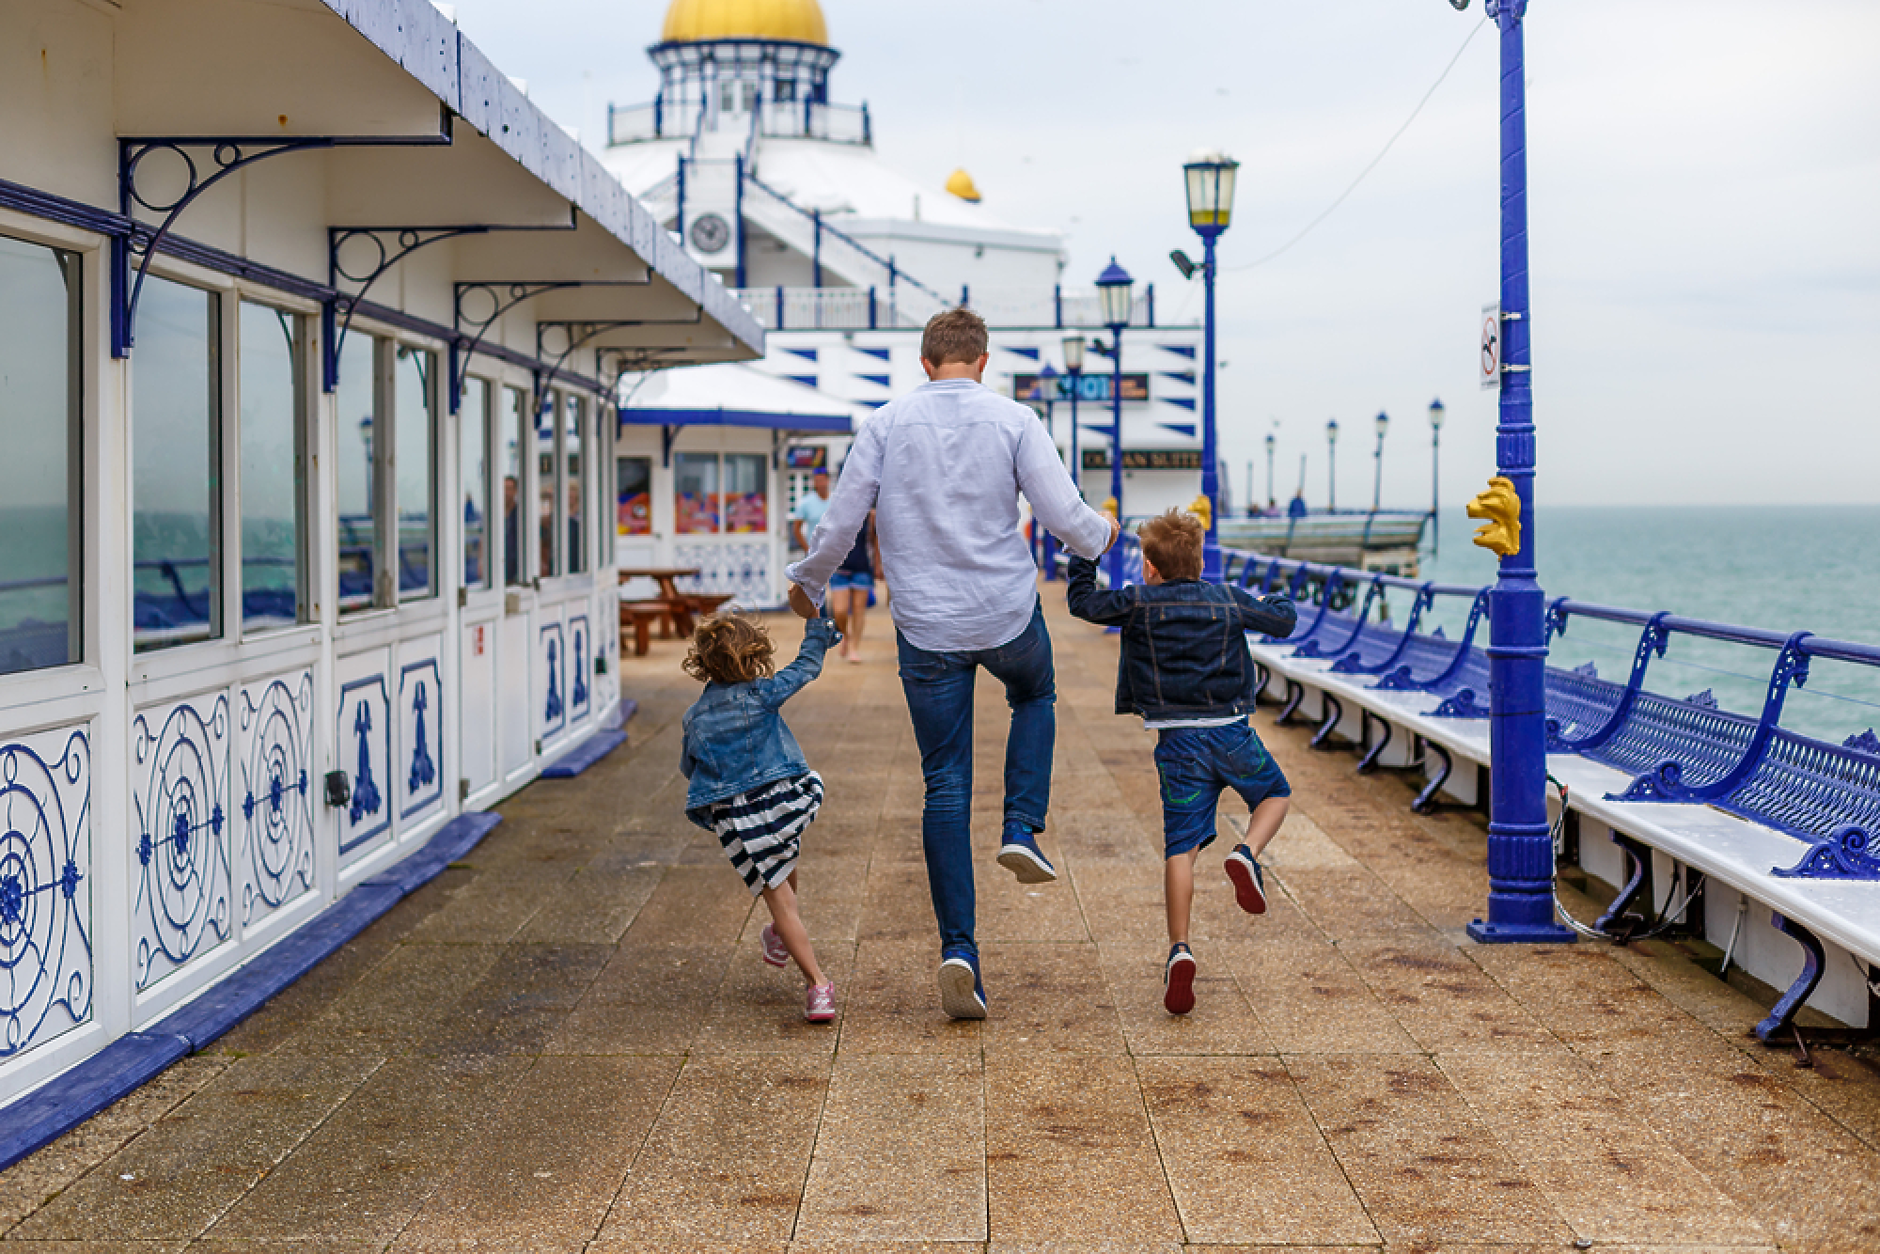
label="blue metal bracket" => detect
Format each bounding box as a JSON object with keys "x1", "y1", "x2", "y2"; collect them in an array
[
  {"x1": 1308, "y1": 574, "x2": 1386, "y2": 664},
  {"x1": 1610, "y1": 631, "x2": 1813, "y2": 805},
  {"x1": 1547, "y1": 612, "x2": 1669, "y2": 753},
  {"x1": 1376, "y1": 588, "x2": 1491, "y2": 693},
  {"x1": 1754, "y1": 913, "x2": 1825, "y2": 1042},
  {"x1": 1285, "y1": 570, "x2": 1347, "y2": 651},
  {"x1": 1335, "y1": 583, "x2": 1434, "y2": 675},
  {"x1": 1772, "y1": 825, "x2": 1880, "y2": 881},
  {"x1": 532, "y1": 314, "x2": 703, "y2": 415},
  {"x1": 114, "y1": 113, "x2": 452, "y2": 357},
  {"x1": 1429, "y1": 687, "x2": 1490, "y2": 720},
  {"x1": 452, "y1": 282, "x2": 576, "y2": 414},
  {"x1": 325, "y1": 226, "x2": 500, "y2": 393}
]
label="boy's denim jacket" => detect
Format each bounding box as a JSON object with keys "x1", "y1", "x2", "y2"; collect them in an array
[
  {"x1": 681, "y1": 618, "x2": 838, "y2": 823},
  {"x1": 1066, "y1": 555, "x2": 1296, "y2": 721}
]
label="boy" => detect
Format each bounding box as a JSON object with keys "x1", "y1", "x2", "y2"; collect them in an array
[{"x1": 1067, "y1": 509, "x2": 1297, "y2": 1015}]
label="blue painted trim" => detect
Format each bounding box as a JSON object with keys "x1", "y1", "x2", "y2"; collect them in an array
[
  {"x1": 1163, "y1": 344, "x2": 1197, "y2": 359},
  {"x1": 540, "y1": 728, "x2": 628, "y2": 779},
  {"x1": 604, "y1": 698, "x2": 639, "y2": 731},
  {"x1": 1158, "y1": 424, "x2": 1197, "y2": 438},
  {"x1": 854, "y1": 347, "x2": 891, "y2": 362},
  {"x1": 782, "y1": 347, "x2": 819, "y2": 362},
  {"x1": 859, "y1": 374, "x2": 891, "y2": 388},
  {"x1": 786, "y1": 375, "x2": 819, "y2": 389},
  {"x1": 0, "y1": 1034, "x2": 191, "y2": 1173},
  {"x1": 620, "y1": 407, "x2": 851, "y2": 434},
  {"x1": 1160, "y1": 370, "x2": 1196, "y2": 384},
  {"x1": 1006, "y1": 347, "x2": 1041, "y2": 360},
  {"x1": 0, "y1": 810, "x2": 505, "y2": 1170}
]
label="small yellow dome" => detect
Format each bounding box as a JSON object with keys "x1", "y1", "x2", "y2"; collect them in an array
[
  {"x1": 945, "y1": 168, "x2": 982, "y2": 203},
  {"x1": 661, "y1": 0, "x2": 829, "y2": 46}
]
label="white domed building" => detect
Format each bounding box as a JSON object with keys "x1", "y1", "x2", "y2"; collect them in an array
[{"x1": 604, "y1": 0, "x2": 1210, "y2": 605}]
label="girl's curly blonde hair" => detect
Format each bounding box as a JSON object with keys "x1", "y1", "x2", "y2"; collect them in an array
[{"x1": 683, "y1": 612, "x2": 776, "y2": 685}]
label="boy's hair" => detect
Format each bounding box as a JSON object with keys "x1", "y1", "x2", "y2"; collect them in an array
[
  {"x1": 1137, "y1": 509, "x2": 1205, "y2": 582},
  {"x1": 921, "y1": 307, "x2": 989, "y2": 367},
  {"x1": 683, "y1": 613, "x2": 776, "y2": 685}
]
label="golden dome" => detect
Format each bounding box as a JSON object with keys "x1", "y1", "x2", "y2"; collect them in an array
[
  {"x1": 945, "y1": 168, "x2": 982, "y2": 203},
  {"x1": 661, "y1": 0, "x2": 829, "y2": 46}
]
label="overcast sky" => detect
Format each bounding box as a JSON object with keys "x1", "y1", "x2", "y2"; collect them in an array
[{"x1": 448, "y1": 0, "x2": 1879, "y2": 509}]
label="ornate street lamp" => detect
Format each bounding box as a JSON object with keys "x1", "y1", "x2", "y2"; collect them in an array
[
  {"x1": 1447, "y1": 0, "x2": 1572, "y2": 944},
  {"x1": 1095, "y1": 258, "x2": 1135, "y2": 588},
  {"x1": 1063, "y1": 333, "x2": 1086, "y2": 493},
  {"x1": 1264, "y1": 431, "x2": 1277, "y2": 511},
  {"x1": 1371, "y1": 410, "x2": 1390, "y2": 515},
  {"x1": 1428, "y1": 397, "x2": 1446, "y2": 556},
  {"x1": 1183, "y1": 150, "x2": 1239, "y2": 581},
  {"x1": 1037, "y1": 364, "x2": 1059, "y2": 577},
  {"x1": 1325, "y1": 419, "x2": 1339, "y2": 512}
]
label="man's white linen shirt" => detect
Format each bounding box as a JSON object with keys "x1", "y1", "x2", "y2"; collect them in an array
[{"x1": 787, "y1": 379, "x2": 1115, "y2": 653}]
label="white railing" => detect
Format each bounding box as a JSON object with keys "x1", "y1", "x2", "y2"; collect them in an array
[{"x1": 727, "y1": 286, "x2": 1161, "y2": 332}]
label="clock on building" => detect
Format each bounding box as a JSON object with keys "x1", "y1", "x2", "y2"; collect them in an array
[{"x1": 689, "y1": 213, "x2": 732, "y2": 255}]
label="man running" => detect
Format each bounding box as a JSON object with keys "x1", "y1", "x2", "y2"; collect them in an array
[{"x1": 788, "y1": 307, "x2": 1118, "y2": 1019}]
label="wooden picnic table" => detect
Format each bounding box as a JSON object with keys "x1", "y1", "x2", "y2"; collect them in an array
[{"x1": 616, "y1": 566, "x2": 733, "y2": 649}]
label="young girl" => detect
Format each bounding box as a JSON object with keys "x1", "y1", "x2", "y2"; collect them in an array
[{"x1": 680, "y1": 611, "x2": 842, "y2": 1022}]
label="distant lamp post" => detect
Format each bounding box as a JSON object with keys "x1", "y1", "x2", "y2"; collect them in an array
[
  {"x1": 1371, "y1": 410, "x2": 1390, "y2": 514},
  {"x1": 1063, "y1": 333, "x2": 1086, "y2": 492},
  {"x1": 1325, "y1": 419, "x2": 1339, "y2": 512},
  {"x1": 1096, "y1": 258, "x2": 1135, "y2": 588},
  {"x1": 1428, "y1": 397, "x2": 1446, "y2": 556},
  {"x1": 1182, "y1": 149, "x2": 1239, "y2": 581},
  {"x1": 1037, "y1": 364, "x2": 1060, "y2": 577},
  {"x1": 1265, "y1": 432, "x2": 1277, "y2": 511}
]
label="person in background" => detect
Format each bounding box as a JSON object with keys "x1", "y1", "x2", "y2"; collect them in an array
[
  {"x1": 791, "y1": 467, "x2": 832, "y2": 552},
  {"x1": 1288, "y1": 489, "x2": 1309, "y2": 519},
  {"x1": 502, "y1": 475, "x2": 520, "y2": 584},
  {"x1": 826, "y1": 508, "x2": 882, "y2": 664}
]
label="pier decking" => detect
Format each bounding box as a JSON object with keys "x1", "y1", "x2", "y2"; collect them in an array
[{"x1": 3, "y1": 596, "x2": 1877, "y2": 1251}]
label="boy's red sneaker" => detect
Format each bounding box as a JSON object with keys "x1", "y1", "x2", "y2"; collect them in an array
[
  {"x1": 1225, "y1": 844, "x2": 1267, "y2": 915},
  {"x1": 1164, "y1": 943, "x2": 1196, "y2": 1016}
]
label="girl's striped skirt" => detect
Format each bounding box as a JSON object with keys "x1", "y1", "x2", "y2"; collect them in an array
[{"x1": 703, "y1": 771, "x2": 824, "y2": 896}]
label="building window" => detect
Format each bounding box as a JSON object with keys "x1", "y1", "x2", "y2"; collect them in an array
[
  {"x1": 133, "y1": 276, "x2": 220, "y2": 652},
  {"x1": 723, "y1": 453, "x2": 768, "y2": 533},
  {"x1": 335, "y1": 332, "x2": 377, "y2": 612},
  {"x1": 617, "y1": 456, "x2": 652, "y2": 537},
  {"x1": 394, "y1": 346, "x2": 434, "y2": 599},
  {"x1": 461, "y1": 376, "x2": 490, "y2": 591},
  {"x1": 536, "y1": 397, "x2": 557, "y2": 577},
  {"x1": 238, "y1": 302, "x2": 304, "y2": 633},
  {"x1": 0, "y1": 235, "x2": 81, "y2": 675},
  {"x1": 564, "y1": 394, "x2": 585, "y2": 574},
  {"x1": 502, "y1": 386, "x2": 527, "y2": 587},
  {"x1": 673, "y1": 451, "x2": 720, "y2": 535}
]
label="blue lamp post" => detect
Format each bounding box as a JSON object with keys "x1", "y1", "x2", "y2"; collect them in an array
[
  {"x1": 1428, "y1": 398, "x2": 1446, "y2": 556},
  {"x1": 1037, "y1": 363, "x2": 1060, "y2": 578},
  {"x1": 1096, "y1": 258, "x2": 1135, "y2": 588},
  {"x1": 1370, "y1": 411, "x2": 1389, "y2": 514},
  {"x1": 1454, "y1": 0, "x2": 1574, "y2": 944},
  {"x1": 1325, "y1": 419, "x2": 1339, "y2": 511},
  {"x1": 1063, "y1": 333, "x2": 1086, "y2": 493},
  {"x1": 1183, "y1": 150, "x2": 1239, "y2": 582},
  {"x1": 1264, "y1": 431, "x2": 1276, "y2": 511}
]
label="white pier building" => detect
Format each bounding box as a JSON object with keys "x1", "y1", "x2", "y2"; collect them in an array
[
  {"x1": 604, "y1": 0, "x2": 1211, "y2": 606},
  {"x1": 0, "y1": 0, "x2": 761, "y2": 1110}
]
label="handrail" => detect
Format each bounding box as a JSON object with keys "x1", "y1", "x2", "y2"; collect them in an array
[{"x1": 742, "y1": 173, "x2": 951, "y2": 306}]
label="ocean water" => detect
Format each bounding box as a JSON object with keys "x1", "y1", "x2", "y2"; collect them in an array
[{"x1": 1410, "y1": 505, "x2": 1880, "y2": 746}]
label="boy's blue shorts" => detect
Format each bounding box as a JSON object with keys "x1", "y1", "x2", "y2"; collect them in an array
[{"x1": 1153, "y1": 720, "x2": 1291, "y2": 859}]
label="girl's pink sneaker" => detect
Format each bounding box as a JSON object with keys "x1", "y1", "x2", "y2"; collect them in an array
[
  {"x1": 804, "y1": 982, "x2": 837, "y2": 1023},
  {"x1": 760, "y1": 924, "x2": 790, "y2": 967}
]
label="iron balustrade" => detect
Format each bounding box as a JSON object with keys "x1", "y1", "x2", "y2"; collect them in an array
[{"x1": 1212, "y1": 546, "x2": 1880, "y2": 879}]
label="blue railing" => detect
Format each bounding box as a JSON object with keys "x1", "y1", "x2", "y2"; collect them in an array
[{"x1": 1213, "y1": 547, "x2": 1880, "y2": 874}]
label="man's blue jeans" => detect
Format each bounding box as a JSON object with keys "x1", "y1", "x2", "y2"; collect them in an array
[{"x1": 896, "y1": 600, "x2": 1056, "y2": 958}]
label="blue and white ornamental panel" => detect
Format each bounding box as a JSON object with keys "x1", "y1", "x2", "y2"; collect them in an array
[
  {"x1": 0, "y1": 725, "x2": 92, "y2": 1060},
  {"x1": 398, "y1": 650, "x2": 444, "y2": 823},
  {"x1": 236, "y1": 673, "x2": 316, "y2": 931},
  {"x1": 132, "y1": 694, "x2": 232, "y2": 992},
  {"x1": 539, "y1": 619, "x2": 567, "y2": 742},
  {"x1": 335, "y1": 662, "x2": 392, "y2": 864},
  {"x1": 569, "y1": 614, "x2": 591, "y2": 723}
]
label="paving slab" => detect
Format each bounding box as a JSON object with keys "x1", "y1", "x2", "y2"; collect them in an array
[{"x1": 4, "y1": 592, "x2": 1878, "y2": 1249}]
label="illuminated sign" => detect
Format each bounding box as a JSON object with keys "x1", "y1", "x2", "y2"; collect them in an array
[
  {"x1": 1014, "y1": 373, "x2": 1150, "y2": 404},
  {"x1": 1082, "y1": 449, "x2": 1203, "y2": 471}
]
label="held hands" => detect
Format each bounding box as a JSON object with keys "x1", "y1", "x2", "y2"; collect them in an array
[
  {"x1": 1100, "y1": 516, "x2": 1122, "y2": 554},
  {"x1": 788, "y1": 583, "x2": 819, "y2": 620}
]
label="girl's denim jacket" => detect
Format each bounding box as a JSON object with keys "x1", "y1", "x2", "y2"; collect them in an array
[{"x1": 681, "y1": 617, "x2": 838, "y2": 824}]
